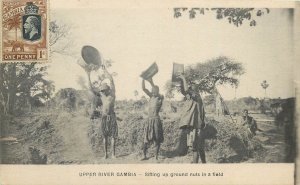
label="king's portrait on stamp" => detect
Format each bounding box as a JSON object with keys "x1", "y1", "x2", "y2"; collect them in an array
[
  {"x1": 22, "y1": 3, "x2": 42, "y2": 41},
  {"x1": 1, "y1": 0, "x2": 48, "y2": 62},
  {"x1": 23, "y1": 15, "x2": 41, "y2": 41}
]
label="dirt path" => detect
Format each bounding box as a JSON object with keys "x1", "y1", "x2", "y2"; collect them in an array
[
  {"x1": 245, "y1": 114, "x2": 286, "y2": 163},
  {"x1": 53, "y1": 113, "x2": 96, "y2": 164}
]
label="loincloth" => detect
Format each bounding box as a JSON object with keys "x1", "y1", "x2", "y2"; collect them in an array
[
  {"x1": 100, "y1": 113, "x2": 118, "y2": 138},
  {"x1": 143, "y1": 116, "x2": 164, "y2": 145}
]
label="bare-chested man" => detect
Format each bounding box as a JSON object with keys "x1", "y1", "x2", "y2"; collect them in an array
[
  {"x1": 88, "y1": 65, "x2": 118, "y2": 159},
  {"x1": 141, "y1": 78, "x2": 164, "y2": 160}
]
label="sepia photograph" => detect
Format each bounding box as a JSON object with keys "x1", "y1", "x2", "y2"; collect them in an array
[{"x1": 0, "y1": 0, "x2": 299, "y2": 184}]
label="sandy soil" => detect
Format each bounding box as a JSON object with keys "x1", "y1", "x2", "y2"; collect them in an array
[{"x1": 1, "y1": 108, "x2": 288, "y2": 164}]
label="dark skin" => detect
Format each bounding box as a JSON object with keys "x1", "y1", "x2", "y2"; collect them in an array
[
  {"x1": 141, "y1": 78, "x2": 164, "y2": 160},
  {"x1": 88, "y1": 65, "x2": 116, "y2": 159},
  {"x1": 242, "y1": 110, "x2": 258, "y2": 135},
  {"x1": 177, "y1": 73, "x2": 189, "y2": 95},
  {"x1": 177, "y1": 74, "x2": 206, "y2": 163}
]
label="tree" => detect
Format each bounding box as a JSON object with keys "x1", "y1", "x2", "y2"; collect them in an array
[
  {"x1": 7, "y1": 16, "x2": 21, "y2": 41},
  {"x1": 174, "y1": 8, "x2": 270, "y2": 27},
  {"x1": 0, "y1": 63, "x2": 54, "y2": 114},
  {"x1": 165, "y1": 56, "x2": 244, "y2": 95},
  {"x1": 49, "y1": 20, "x2": 74, "y2": 56},
  {"x1": 170, "y1": 57, "x2": 244, "y2": 156},
  {"x1": 261, "y1": 80, "x2": 269, "y2": 98},
  {"x1": 0, "y1": 20, "x2": 73, "y2": 115},
  {"x1": 234, "y1": 84, "x2": 238, "y2": 99}
]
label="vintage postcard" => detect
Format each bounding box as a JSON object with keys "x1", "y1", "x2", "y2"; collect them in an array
[
  {"x1": 0, "y1": 0, "x2": 299, "y2": 185},
  {"x1": 1, "y1": 0, "x2": 49, "y2": 62}
]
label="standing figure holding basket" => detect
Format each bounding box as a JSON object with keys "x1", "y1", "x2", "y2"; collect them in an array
[
  {"x1": 79, "y1": 46, "x2": 118, "y2": 159},
  {"x1": 140, "y1": 63, "x2": 164, "y2": 160},
  {"x1": 87, "y1": 65, "x2": 118, "y2": 159},
  {"x1": 177, "y1": 73, "x2": 206, "y2": 163}
]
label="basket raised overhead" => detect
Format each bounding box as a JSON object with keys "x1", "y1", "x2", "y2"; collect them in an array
[
  {"x1": 81, "y1": 45, "x2": 102, "y2": 66},
  {"x1": 172, "y1": 63, "x2": 184, "y2": 82},
  {"x1": 140, "y1": 62, "x2": 159, "y2": 80}
]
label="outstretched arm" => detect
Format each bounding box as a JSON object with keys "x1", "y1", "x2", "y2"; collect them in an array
[
  {"x1": 87, "y1": 71, "x2": 99, "y2": 96},
  {"x1": 142, "y1": 79, "x2": 152, "y2": 97},
  {"x1": 177, "y1": 74, "x2": 188, "y2": 95},
  {"x1": 102, "y1": 66, "x2": 115, "y2": 97},
  {"x1": 147, "y1": 78, "x2": 155, "y2": 88}
]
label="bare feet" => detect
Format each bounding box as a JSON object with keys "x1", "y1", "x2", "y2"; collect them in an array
[
  {"x1": 103, "y1": 155, "x2": 108, "y2": 160},
  {"x1": 141, "y1": 157, "x2": 149, "y2": 161}
]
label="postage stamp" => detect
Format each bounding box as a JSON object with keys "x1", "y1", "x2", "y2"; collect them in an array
[{"x1": 1, "y1": 0, "x2": 49, "y2": 62}]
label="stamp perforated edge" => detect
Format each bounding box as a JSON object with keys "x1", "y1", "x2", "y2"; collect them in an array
[{"x1": 0, "y1": 0, "x2": 51, "y2": 64}]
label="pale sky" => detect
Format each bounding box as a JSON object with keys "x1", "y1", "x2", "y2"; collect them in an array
[{"x1": 47, "y1": 1, "x2": 296, "y2": 100}]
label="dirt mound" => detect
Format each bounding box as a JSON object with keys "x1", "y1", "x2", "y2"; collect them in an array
[
  {"x1": 115, "y1": 112, "x2": 264, "y2": 163},
  {"x1": 204, "y1": 117, "x2": 264, "y2": 163},
  {"x1": 1, "y1": 111, "x2": 63, "y2": 164},
  {"x1": 118, "y1": 114, "x2": 145, "y2": 155},
  {"x1": 2, "y1": 97, "x2": 268, "y2": 164}
]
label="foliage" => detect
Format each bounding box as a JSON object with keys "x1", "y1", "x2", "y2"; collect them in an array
[
  {"x1": 6, "y1": 16, "x2": 21, "y2": 40},
  {"x1": 174, "y1": 8, "x2": 270, "y2": 27},
  {"x1": 261, "y1": 80, "x2": 269, "y2": 90},
  {"x1": 203, "y1": 94, "x2": 215, "y2": 105},
  {"x1": 0, "y1": 20, "x2": 73, "y2": 115},
  {"x1": 49, "y1": 21, "x2": 74, "y2": 56},
  {"x1": 261, "y1": 80, "x2": 269, "y2": 98},
  {"x1": 165, "y1": 56, "x2": 244, "y2": 94},
  {"x1": 0, "y1": 63, "x2": 54, "y2": 114}
]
